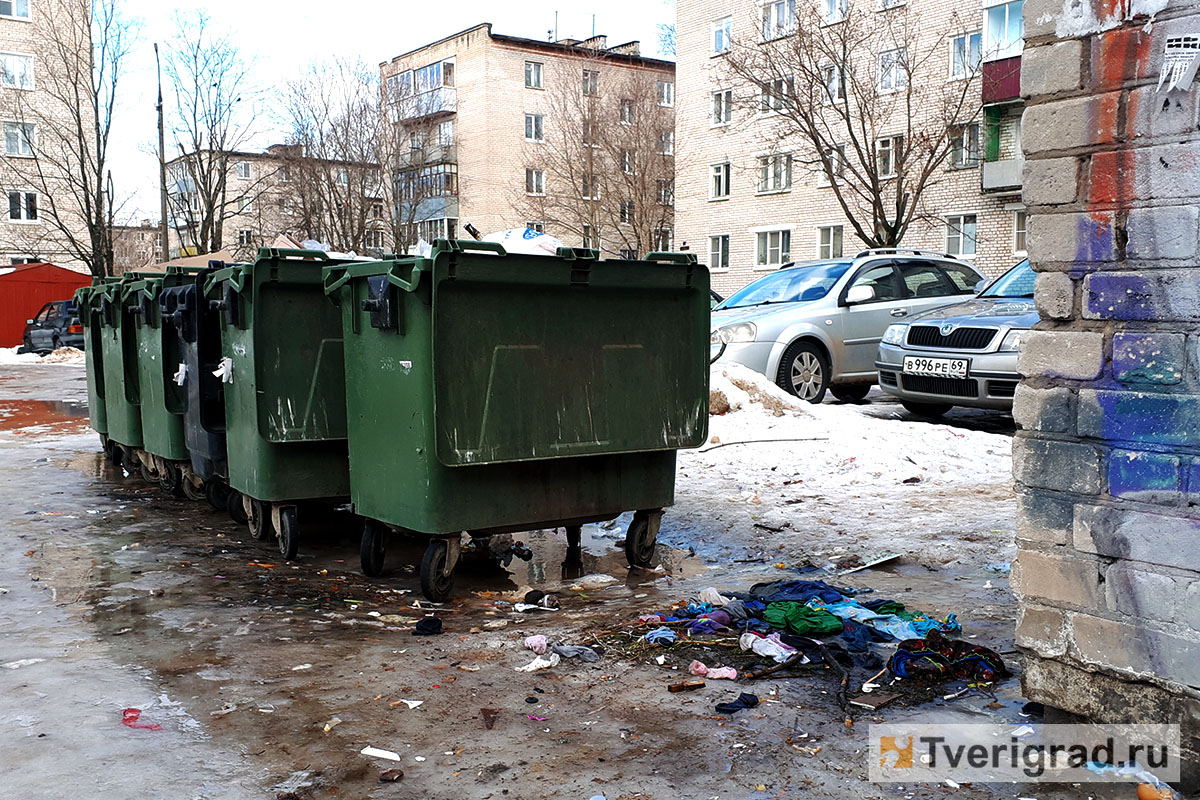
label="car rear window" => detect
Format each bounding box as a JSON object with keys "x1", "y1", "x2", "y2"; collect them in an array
[{"x1": 940, "y1": 262, "x2": 984, "y2": 293}]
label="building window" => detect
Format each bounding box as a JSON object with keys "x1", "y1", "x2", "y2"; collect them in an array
[
  {"x1": 658, "y1": 130, "x2": 674, "y2": 155},
  {"x1": 236, "y1": 161, "x2": 251, "y2": 179},
  {"x1": 386, "y1": 71, "x2": 413, "y2": 99},
  {"x1": 7, "y1": 190, "x2": 37, "y2": 221},
  {"x1": 656, "y1": 178, "x2": 674, "y2": 205},
  {"x1": 949, "y1": 123, "x2": 980, "y2": 167},
  {"x1": 818, "y1": 144, "x2": 845, "y2": 186},
  {"x1": 582, "y1": 174, "x2": 600, "y2": 200},
  {"x1": 4, "y1": 121, "x2": 34, "y2": 156},
  {"x1": 653, "y1": 229, "x2": 672, "y2": 251},
  {"x1": 656, "y1": 81, "x2": 674, "y2": 107},
  {"x1": 0, "y1": 0, "x2": 31, "y2": 20},
  {"x1": 708, "y1": 234, "x2": 730, "y2": 270},
  {"x1": 620, "y1": 98, "x2": 635, "y2": 124},
  {"x1": 582, "y1": 224, "x2": 597, "y2": 249},
  {"x1": 817, "y1": 225, "x2": 843, "y2": 258},
  {"x1": 984, "y1": 0, "x2": 1024, "y2": 61},
  {"x1": 365, "y1": 229, "x2": 386, "y2": 249},
  {"x1": 438, "y1": 120, "x2": 455, "y2": 146},
  {"x1": 526, "y1": 221, "x2": 545, "y2": 233},
  {"x1": 712, "y1": 16, "x2": 733, "y2": 53},
  {"x1": 822, "y1": 0, "x2": 848, "y2": 23},
  {"x1": 582, "y1": 120, "x2": 598, "y2": 146},
  {"x1": 238, "y1": 196, "x2": 253, "y2": 213},
  {"x1": 821, "y1": 66, "x2": 845, "y2": 104},
  {"x1": 760, "y1": 76, "x2": 794, "y2": 113},
  {"x1": 525, "y1": 168, "x2": 545, "y2": 195},
  {"x1": 278, "y1": 165, "x2": 290, "y2": 182},
  {"x1": 877, "y1": 135, "x2": 902, "y2": 178},
  {"x1": 757, "y1": 153, "x2": 793, "y2": 192},
  {"x1": 710, "y1": 162, "x2": 731, "y2": 199},
  {"x1": 946, "y1": 214, "x2": 978, "y2": 256},
  {"x1": 619, "y1": 248, "x2": 638, "y2": 260},
  {"x1": 280, "y1": 198, "x2": 295, "y2": 216},
  {"x1": 950, "y1": 31, "x2": 983, "y2": 78},
  {"x1": 413, "y1": 61, "x2": 449, "y2": 94},
  {"x1": 762, "y1": 0, "x2": 797, "y2": 39},
  {"x1": 525, "y1": 61, "x2": 543, "y2": 89},
  {"x1": 371, "y1": 202, "x2": 385, "y2": 219},
  {"x1": 237, "y1": 229, "x2": 254, "y2": 245},
  {"x1": 877, "y1": 48, "x2": 908, "y2": 92},
  {"x1": 0, "y1": 52, "x2": 34, "y2": 90},
  {"x1": 1014, "y1": 210, "x2": 1028, "y2": 254},
  {"x1": 525, "y1": 113, "x2": 544, "y2": 142},
  {"x1": 335, "y1": 168, "x2": 349, "y2": 185},
  {"x1": 620, "y1": 149, "x2": 635, "y2": 175},
  {"x1": 442, "y1": 62, "x2": 455, "y2": 87},
  {"x1": 619, "y1": 200, "x2": 634, "y2": 224},
  {"x1": 756, "y1": 229, "x2": 790, "y2": 267},
  {"x1": 582, "y1": 69, "x2": 599, "y2": 96},
  {"x1": 712, "y1": 88, "x2": 733, "y2": 125}
]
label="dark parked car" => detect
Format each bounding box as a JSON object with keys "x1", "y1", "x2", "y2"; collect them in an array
[{"x1": 22, "y1": 299, "x2": 84, "y2": 353}]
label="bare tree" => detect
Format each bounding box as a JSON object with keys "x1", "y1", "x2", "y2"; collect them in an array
[
  {"x1": 279, "y1": 59, "x2": 387, "y2": 255},
  {"x1": 722, "y1": 0, "x2": 985, "y2": 248},
  {"x1": 0, "y1": 0, "x2": 132, "y2": 277},
  {"x1": 514, "y1": 55, "x2": 676, "y2": 258},
  {"x1": 164, "y1": 11, "x2": 270, "y2": 256}
]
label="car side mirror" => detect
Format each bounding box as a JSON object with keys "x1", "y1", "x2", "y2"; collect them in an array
[
  {"x1": 845, "y1": 285, "x2": 876, "y2": 305},
  {"x1": 26, "y1": 319, "x2": 34, "y2": 325},
  {"x1": 974, "y1": 279, "x2": 988, "y2": 294}
]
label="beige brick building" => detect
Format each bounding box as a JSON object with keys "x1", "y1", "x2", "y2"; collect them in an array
[
  {"x1": 676, "y1": 0, "x2": 1028, "y2": 295},
  {"x1": 0, "y1": 0, "x2": 93, "y2": 271},
  {"x1": 380, "y1": 24, "x2": 676, "y2": 256},
  {"x1": 111, "y1": 220, "x2": 159, "y2": 275}
]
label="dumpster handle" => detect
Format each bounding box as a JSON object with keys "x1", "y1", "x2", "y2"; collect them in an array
[
  {"x1": 645, "y1": 251, "x2": 699, "y2": 265},
  {"x1": 386, "y1": 263, "x2": 423, "y2": 293},
  {"x1": 322, "y1": 267, "x2": 353, "y2": 295}
]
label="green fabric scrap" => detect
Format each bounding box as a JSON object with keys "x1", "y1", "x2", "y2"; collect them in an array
[{"x1": 763, "y1": 602, "x2": 844, "y2": 635}]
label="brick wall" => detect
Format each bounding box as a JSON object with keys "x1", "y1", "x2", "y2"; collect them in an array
[{"x1": 1014, "y1": 0, "x2": 1200, "y2": 785}]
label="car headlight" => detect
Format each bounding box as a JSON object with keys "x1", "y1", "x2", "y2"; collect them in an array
[
  {"x1": 881, "y1": 324, "x2": 908, "y2": 345},
  {"x1": 998, "y1": 329, "x2": 1028, "y2": 352},
  {"x1": 711, "y1": 322, "x2": 757, "y2": 344}
]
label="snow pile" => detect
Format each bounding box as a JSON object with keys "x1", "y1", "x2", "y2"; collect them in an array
[
  {"x1": 39, "y1": 347, "x2": 85, "y2": 364},
  {"x1": 0, "y1": 346, "x2": 85, "y2": 365},
  {"x1": 0, "y1": 347, "x2": 42, "y2": 365},
  {"x1": 710, "y1": 362, "x2": 806, "y2": 417}
]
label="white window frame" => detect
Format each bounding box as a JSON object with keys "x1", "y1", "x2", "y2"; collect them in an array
[
  {"x1": 656, "y1": 80, "x2": 674, "y2": 107},
  {"x1": 620, "y1": 149, "x2": 635, "y2": 175},
  {"x1": 656, "y1": 178, "x2": 674, "y2": 206},
  {"x1": 335, "y1": 167, "x2": 349, "y2": 185},
  {"x1": 236, "y1": 160, "x2": 251, "y2": 179},
  {"x1": 526, "y1": 221, "x2": 545, "y2": 233},
  {"x1": 525, "y1": 113, "x2": 544, "y2": 142},
  {"x1": 237, "y1": 195, "x2": 253, "y2": 214},
  {"x1": 8, "y1": 189, "x2": 38, "y2": 222},
  {"x1": 0, "y1": 0, "x2": 31, "y2": 21},
  {"x1": 1013, "y1": 209, "x2": 1028, "y2": 255},
  {"x1": 761, "y1": 0, "x2": 797, "y2": 40},
  {"x1": 983, "y1": 0, "x2": 1024, "y2": 62},
  {"x1": 582, "y1": 174, "x2": 601, "y2": 201},
  {"x1": 755, "y1": 228, "x2": 791, "y2": 269},
  {"x1": 876, "y1": 135, "x2": 901, "y2": 178},
  {"x1": 708, "y1": 233, "x2": 731, "y2": 271},
  {"x1": 711, "y1": 88, "x2": 733, "y2": 126},
  {"x1": 945, "y1": 213, "x2": 978, "y2": 257},
  {"x1": 0, "y1": 51, "x2": 34, "y2": 90},
  {"x1": 949, "y1": 31, "x2": 983, "y2": 79},
  {"x1": 525, "y1": 61, "x2": 543, "y2": 89},
  {"x1": 658, "y1": 130, "x2": 674, "y2": 155},
  {"x1": 816, "y1": 224, "x2": 844, "y2": 258},
  {"x1": 582, "y1": 224, "x2": 598, "y2": 250},
  {"x1": 620, "y1": 98, "x2": 635, "y2": 125},
  {"x1": 582, "y1": 69, "x2": 599, "y2": 96},
  {"x1": 821, "y1": 65, "x2": 845, "y2": 105},
  {"x1": 759, "y1": 76, "x2": 794, "y2": 114},
  {"x1": 877, "y1": 0, "x2": 904, "y2": 10},
  {"x1": 236, "y1": 229, "x2": 254, "y2": 246},
  {"x1": 3, "y1": 121, "x2": 34, "y2": 157},
  {"x1": 821, "y1": 0, "x2": 848, "y2": 24},
  {"x1": 817, "y1": 144, "x2": 845, "y2": 187},
  {"x1": 619, "y1": 200, "x2": 635, "y2": 224},
  {"x1": 949, "y1": 122, "x2": 981, "y2": 168},
  {"x1": 525, "y1": 168, "x2": 545, "y2": 196},
  {"x1": 711, "y1": 16, "x2": 733, "y2": 54},
  {"x1": 710, "y1": 162, "x2": 731, "y2": 200},
  {"x1": 877, "y1": 48, "x2": 908, "y2": 93},
  {"x1": 757, "y1": 152, "x2": 793, "y2": 193}
]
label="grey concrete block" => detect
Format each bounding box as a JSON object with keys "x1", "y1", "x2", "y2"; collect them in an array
[
  {"x1": 1074, "y1": 504, "x2": 1200, "y2": 571},
  {"x1": 1126, "y1": 205, "x2": 1200, "y2": 261},
  {"x1": 1012, "y1": 548, "x2": 1105, "y2": 608},
  {"x1": 1106, "y1": 563, "x2": 1196, "y2": 630},
  {"x1": 1013, "y1": 435, "x2": 1103, "y2": 494},
  {"x1": 1016, "y1": 603, "x2": 1069, "y2": 656},
  {"x1": 1034, "y1": 272, "x2": 1075, "y2": 320},
  {"x1": 1071, "y1": 613, "x2": 1200, "y2": 688},
  {"x1": 1077, "y1": 389, "x2": 1200, "y2": 448},
  {"x1": 1018, "y1": 330, "x2": 1105, "y2": 380},
  {"x1": 1024, "y1": 158, "x2": 1079, "y2": 207},
  {"x1": 1022, "y1": 93, "x2": 1120, "y2": 155},
  {"x1": 1022, "y1": 40, "x2": 1084, "y2": 98},
  {"x1": 1028, "y1": 210, "x2": 1119, "y2": 263},
  {"x1": 1013, "y1": 383, "x2": 1074, "y2": 432}
]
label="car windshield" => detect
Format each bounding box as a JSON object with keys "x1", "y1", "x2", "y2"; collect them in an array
[
  {"x1": 980, "y1": 260, "x2": 1034, "y2": 299},
  {"x1": 718, "y1": 261, "x2": 851, "y2": 310}
]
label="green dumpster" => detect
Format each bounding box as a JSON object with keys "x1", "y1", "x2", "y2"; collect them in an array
[
  {"x1": 323, "y1": 240, "x2": 710, "y2": 600},
  {"x1": 204, "y1": 248, "x2": 355, "y2": 558},
  {"x1": 74, "y1": 282, "x2": 108, "y2": 443},
  {"x1": 96, "y1": 276, "x2": 144, "y2": 471}
]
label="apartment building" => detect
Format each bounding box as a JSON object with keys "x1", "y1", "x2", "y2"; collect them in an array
[
  {"x1": 380, "y1": 23, "x2": 676, "y2": 257},
  {"x1": 111, "y1": 220, "x2": 160, "y2": 275},
  {"x1": 167, "y1": 144, "x2": 387, "y2": 261},
  {"x1": 0, "y1": 0, "x2": 93, "y2": 271},
  {"x1": 677, "y1": 0, "x2": 1026, "y2": 294}
]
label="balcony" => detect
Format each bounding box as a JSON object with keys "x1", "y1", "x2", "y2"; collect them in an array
[
  {"x1": 391, "y1": 87, "x2": 457, "y2": 122},
  {"x1": 982, "y1": 158, "x2": 1023, "y2": 192},
  {"x1": 982, "y1": 56, "x2": 1021, "y2": 104},
  {"x1": 396, "y1": 143, "x2": 456, "y2": 169}
]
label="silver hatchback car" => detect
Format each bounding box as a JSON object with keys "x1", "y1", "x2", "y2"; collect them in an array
[{"x1": 711, "y1": 250, "x2": 984, "y2": 402}]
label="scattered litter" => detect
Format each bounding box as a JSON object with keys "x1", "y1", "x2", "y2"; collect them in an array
[
  {"x1": 571, "y1": 574, "x2": 618, "y2": 590},
  {"x1": 838, "y1": 552, "x2": 901, "y2": 575},
  {"x1": 849, "y1": 692, "x2": 899, "y2": 711},
  {"x1": 689, "y1": 660, "x2": 737, "y2": 680},
  {"x1": 655, "y1": 655, "x2": 666, "y2": 665},
  {"x1": 698, "y1": 587, "x2": 734, "y2": 606},
  {"x1": 483, "y1": 620, "x2": 509, "y2": 630},
  {"x1": 457, "y1": 664, "x2": 480, "y2": 672},
  {"x1": 516, "y1": 653, "x2": 560, "y2": 672},
  {"x1": 528, "y1": 715, "x2": 548, "y2": 721},
  {"x1": 361, "y1": 746, "x2": 402, "y2": 762},
  {"x1": 550, "y1": 643, "x2": 600, "y2": 662},
  {"x1": 413, "y1": 756, "x2": 426, "y2": 762},
  {"x1": 524, "y1": 635, "x2": 549, "y2": 654},
  {"x1": 523, "y1": 590, "x2": 558, "y2": 608},
  {"x1": 888, "y1": 630, "x2": 1008, "y2": 683},
  {"x1": 120, "y1": 708, "x2": 163, "y2": 731},
  {"x1": 291, "y1": 663, "x2": 313, "y2": 671},
  {"x1": 481, "y1": 708, "x2": 501, "y2": 730},
  {"x1": 668, "y1": 680, "x2": 706, "y2": 693},
  {"x1": 271, "y1": 771, "x2": 314, "y2": 793},
  {"x1": 1010, "y1": 724, "x2": 1035, "y2": 737},
  {"x1": 513, "y1": 602, "x2": 558, "y2": 613},
  {"x1": 643, "y1": 627, "x2": 677, "y2": 645},
  {"x1": 714, "y1": 692, "x2": 760, "y2": 714},
  {"x1": 390, "y1": 699, "x2": 423, "y2": 710},
  {"x1": 210, "y1": 703, "x2": 238, "y2": 717},
  {"x1": 379, "y1": 768, "x2": 404, "y2": 782},
  {"x1": 1, "y1": 658, "x2": 44, "y2": 670},
  {"x1": 323, "y1": 717, "x2": 342, "y2": 733},
  {"x1": 412, "y1": 617, "x2": 443, "y2": 636}
]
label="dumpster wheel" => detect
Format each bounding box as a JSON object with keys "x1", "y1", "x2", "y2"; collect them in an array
[
  {"x1": 138, "y1": 456, "x2": 159, "y2": 484},
  {"x1": 158, "y1": 461, "x2": 183, "y2": 496},
  {"x1": 248, "y1": 498, "x2": 270, "y2": 541},
  {"x1": 277, "y1": 506, "x2": 299, "y2": 560},
  {"x1": 361, "y1": 520, "x2": 387, "y2": 577},
  {"x1": 420, "y1": 538, "x2": 460, "y2": 602},
  {"x1": 205, "y1": 479, "x2": 231, "y2": 513},
  {"x1": 181, "y1": 472, "x2": 205, "y2": 502},
  {"x1": 624, "y1": 509, "x2": 661, "y2": 568},
  {"x1": 226, "y1": 489, "x2": 249, "y2": 525}
]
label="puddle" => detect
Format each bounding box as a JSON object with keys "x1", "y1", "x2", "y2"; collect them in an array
[{"x1": 0, "y1": 399, "x2": 90, "y2": 433}]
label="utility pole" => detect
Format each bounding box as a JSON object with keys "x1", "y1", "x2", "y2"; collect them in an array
[{"x1": 155, "y1": 43, "x2": 170, "y2": 263}]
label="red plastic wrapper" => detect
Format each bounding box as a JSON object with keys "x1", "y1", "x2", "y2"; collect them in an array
[{"x1": 121, "y1": 708, "x2": 163, "y2": 731}]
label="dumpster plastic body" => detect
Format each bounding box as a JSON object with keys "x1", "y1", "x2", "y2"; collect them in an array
[
  {"x1": 124, "y1": 275, "x2": 190, "y2": 464},
  {"x1": 74, "y1": 283, "x2": 108, "y2": 438},
  {"x1": 324, "y1": 240, "x2": 709, "y2": 598},
  {"x1": 97, "y1": 278, "x2": 143, "y2": 451}
]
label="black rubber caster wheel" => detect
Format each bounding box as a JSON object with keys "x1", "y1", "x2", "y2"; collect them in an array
[
  {"x1": 138, "y1": 458, "x2": 158, "y2": 484},
  {"x1": 420, "y1": 539, "x2": 456, "y2": 602},
  {"x1": 248, "y1": 498, "x2": 270, "y2": 541},
  {"x1": 624, "y1": 510, "x2": 660, "y2": 568},
  {"x1": 277, "y1": 506, "x2": 299, "y2": 560},
  {"x1": 181, "y1": 472, "x2": 204, "y2": 501},
  {"x1": 361, "y1": 519, "x2": 386, "y2": 577},
  {"x1": 226, "y1": 488, "x2": 249, "y2": 524},
  {"x1": 159, "y1": 464, "x2": 183, "y2": 495},
  {"x1": 205, "y1": 479, "x2": 230, "y2": 512}
]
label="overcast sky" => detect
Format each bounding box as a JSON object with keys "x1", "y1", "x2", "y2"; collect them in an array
[{"x1": 110, "y1": 0, "x2": 675, "y2": 221}]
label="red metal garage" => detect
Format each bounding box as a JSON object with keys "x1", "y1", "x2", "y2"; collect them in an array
[{"x1": 0, "y1": 263, "x2": 93, "y2": 347}]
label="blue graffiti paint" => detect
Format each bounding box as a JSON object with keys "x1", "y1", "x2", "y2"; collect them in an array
[
  {"x1": 1075, "y1": 215, "x2": 1114, "y2": 263},
  {"x1": 1086, "y1": 273, "x2": 1156, "y2": 320},
  {"x1": 1107, "y1": 450, "x2": 1181, "y2": 499},
  {"x1": 1112, "y1": 333, "x2": 1185, "y2": 385},
  {"x1": 1079, "y1": 390, "x2": 1200, "y2": 448}
]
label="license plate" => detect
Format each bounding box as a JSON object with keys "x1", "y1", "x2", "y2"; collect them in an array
[{"x1": 902, "y1": 356, "x2": 968, "y2": 379}]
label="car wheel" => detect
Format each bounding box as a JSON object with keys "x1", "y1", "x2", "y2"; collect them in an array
[
  {"x1": 776, "y1": 341, "x2": 829, "y2": 403},
  {"x1": 21, "y1": 335, "x2": 32, "y2": 353},
  {"x1": 902, "y1": 401, "x2": 953, "y2": 417},
  {"x1": 830, "y1": 384, "x2": 871, "y2": 403},
  {"x1": 52, "y1": 336, "x2": 61, "y2": 351}
]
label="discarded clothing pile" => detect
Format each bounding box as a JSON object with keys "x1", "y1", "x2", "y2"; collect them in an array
[{"x1": 887, "y1": 629, "x2": 1008, "y2": 682}]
